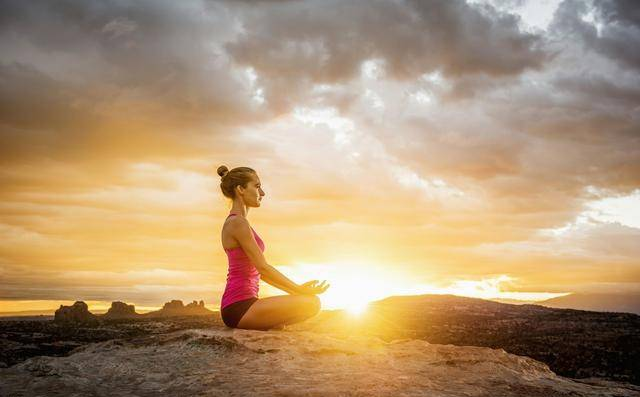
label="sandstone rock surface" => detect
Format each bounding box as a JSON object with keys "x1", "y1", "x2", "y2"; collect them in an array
[{"x1": 1, "y1": 326, "x2": 638, "y2": 397}]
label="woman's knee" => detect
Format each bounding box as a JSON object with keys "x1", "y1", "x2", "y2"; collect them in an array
[{"x1": 305, "y1": 295, "x2": 321, "y2": 315}]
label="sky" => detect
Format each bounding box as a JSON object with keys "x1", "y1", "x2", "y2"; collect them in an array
[{"x1": 1, "y1": 0, "x2": 639, "y2": 314}]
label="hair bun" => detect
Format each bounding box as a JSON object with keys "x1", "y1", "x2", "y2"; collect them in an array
[{"x1": 217, "y1": 165, "x2": 229, "y2": 178}]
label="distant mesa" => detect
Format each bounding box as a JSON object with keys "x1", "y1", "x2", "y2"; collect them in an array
[
  {"x1": 145, "y1": 300, "x2": 211, "y2": 318},
  {"x1": 54, "y1": 301, "x2": 99, "y2": 325},
  {"x1": 103, "y1": 301, "x2": 138, "y2": 320},
  {"x1": 538, "y1": 293, "x2": 640, "y2": 315},
  {"x1": 54, "y1": 299, "x2": 213, "y2": 324}
]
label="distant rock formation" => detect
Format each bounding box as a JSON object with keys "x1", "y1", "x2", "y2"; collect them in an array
[
  {"x1": 54, "y1": 301, "x2": 98, "y2": 325},
  {"x1": 54, "y1": 299, "x2": 213, "y2": 323},
  {"x1": 103, "y1": 301, "x2": 139, "y2": 320},
  {"x1": 539, "y1": 293, "x2": 640, "y2": 315},
  {"x1": 145, "y1": 300, "x2": 212, "y2": 318}
]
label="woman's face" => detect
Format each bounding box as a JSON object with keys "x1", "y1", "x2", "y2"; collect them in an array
[{"x1": 238, "y1": 174, "x2": 265, "y2": 207}]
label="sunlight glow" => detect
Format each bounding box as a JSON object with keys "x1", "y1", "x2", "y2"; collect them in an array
[
  {"x1": 275, "y1": 263, "x2": 567, "y2": 313},
  {"x1": 0, "y1": 300, "x2": 161, "y2": 315},
  {"x1": 345, "y1": 301, "x2": 369, "y2": 316},
  {"x1": 438, "y1": 275, "x2": 568, "y2": 301},
  {"x1": 541, "y1": 188, "x2": 640, "y2": 236},
  {"x1": 586, "y1": 189, "x2": 640, "y2": 229},
  {"x1": 277, "y1": 262, "x2": 410, "y2": 312}
]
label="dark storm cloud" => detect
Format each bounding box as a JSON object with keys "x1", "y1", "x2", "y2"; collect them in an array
[
  {"x1": 0, "y1": 63, "x2": 95, "y2": 131},
  {"x1": 554, "y1": 74, "x2": 640, "y2": 106},
  {"x1": 224, "y1": 0, "x2": 549, "y2": 111},
  {"x1": 0, "y1": 0, "x2": 261, "y2": 165},
  {"x1": 597, "y1": 0, "x2": 640, "y2": 27},
  {"x1": 551, "y1": 0, "x2": 640, "y2": 70},
  {"x1": 0, "y1": 0, "x2": 637, "y2": 208},
  {"x1": 404, "y1": 0, "x2": 640, "y2": 187},
  {"x1": 0, "y1": 0, "x2": 238, "y2": 93},
  {"x1": 0, "y1": 62, "x2": 102, "y2": 165},
  {"x1": 0, "y1": 0, "x2": 552, "y2": 172},
  {"x1": 591, "y1": 0, "x2": 640, "y2": 70}
]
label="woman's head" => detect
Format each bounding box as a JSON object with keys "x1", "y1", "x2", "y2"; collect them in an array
[{"x1": 217, "y1": 165, "x2": 265, "y2": 207}]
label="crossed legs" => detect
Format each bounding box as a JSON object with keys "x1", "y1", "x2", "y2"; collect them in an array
[{"x1": 236, "y1": 294, "x2": 321, "y2": 331}]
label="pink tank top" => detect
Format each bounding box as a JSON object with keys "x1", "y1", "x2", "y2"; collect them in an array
[{"x1": 220, "y1": 213, "x2": 264, "y2": 309}]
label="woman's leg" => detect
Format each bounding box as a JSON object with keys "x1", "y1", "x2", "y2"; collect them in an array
[{"x1": 236, "y1": 294, "x2": 320, "y2": 330}]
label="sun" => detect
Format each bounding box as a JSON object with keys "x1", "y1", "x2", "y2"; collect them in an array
[
  {"x1": 277, "y1": 261, "x2": 410, "y2": 314},
  {"x1": 345, "y1": 300, "x2": 369, "y2": 316}
]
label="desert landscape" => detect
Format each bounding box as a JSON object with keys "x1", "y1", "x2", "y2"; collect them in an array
[{"x1": 1, "y1": 295, "x2": 639, "y2": 396}]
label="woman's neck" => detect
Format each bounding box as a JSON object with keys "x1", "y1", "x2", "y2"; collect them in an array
[{"x1": 230, "y1": 202, "x2": 248, "y2": 218}]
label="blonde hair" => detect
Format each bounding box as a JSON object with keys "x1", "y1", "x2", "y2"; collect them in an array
[{"x1": 217, "y1": 165, "x2": 256, "y2": 199}]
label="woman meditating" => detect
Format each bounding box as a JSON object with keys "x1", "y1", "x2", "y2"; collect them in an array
[{"x1": 217, "y1": 165, "x2": 330, "y2": 330}]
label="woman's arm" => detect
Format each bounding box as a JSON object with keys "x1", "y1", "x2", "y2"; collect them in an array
[
  {"x1": 230, "y1": 217, "x2": 301, "y2": 294},
  {"x1": 258, "y1": 265, "x2": 301, "y2": 295}
]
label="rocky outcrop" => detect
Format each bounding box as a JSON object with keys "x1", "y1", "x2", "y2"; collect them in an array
[
  {"x1": 186, "y1": 300, "x2": 208, "y2": 312},
  {"x1": 1, "y1": 327, "x2": 638, "y2": 396},
  {"x1": 103, "y1": 301, "x2": 139, "y2": 320},
  {"x1": 145, "y1": 300, "x2": 212, "y2": 318},
  {"x1": 54, "y1": 301, "x2": 98, "y2": 325},
  {"x1": 294, "y1": 294, "x2": 640, "y2": 384},
  {"x1": 53, "y1": 299, "x2": 213, "y2": 323}
]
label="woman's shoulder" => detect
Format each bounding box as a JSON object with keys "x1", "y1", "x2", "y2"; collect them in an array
[{"x1": 225, "y1": 215, "x2": 251, "y2": 229}]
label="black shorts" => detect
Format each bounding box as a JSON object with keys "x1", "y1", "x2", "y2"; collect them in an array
[{"x1": 221, "y1": 297, "x2": 258, "y2": 328}]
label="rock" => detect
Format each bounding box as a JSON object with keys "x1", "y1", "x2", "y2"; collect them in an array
[
  {"x1": 183, "y1": 300, "x2": 212, "y2": 315},
  {"x1": 103, "y1": 302, "x2": 139, "y2": 320},
  {"x1": 1, "y1": 327, "x2": 638, "y2": 396},
  {"x1": 54, "y1": 302, "x2": 98, "y2": 325},
  {"x1": 162, "y1": 300, "x2": 184, "y2": 311},
  {"x1": 145, "y1": 299, "x2": 213, "y2": 318},
  {"x1": 53, "y1": 298, "x2": 212, "y2": 321}
]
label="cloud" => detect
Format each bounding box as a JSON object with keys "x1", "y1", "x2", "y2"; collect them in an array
[
  {"x1": 102, "y1": 17, "x2": 138, "y2": 40},
  {"x1": 0, "y1": 264, "x2": 223, "y2": 304},
  {"x1": 222, "y1": 0, "x2": 549, "y2": 111},
  {"x1": 550, "y1": 0, "x2": 640, "y2": 70},
  {"x1": 0, "y1": 0, "x2": 266, "y2": 167}
]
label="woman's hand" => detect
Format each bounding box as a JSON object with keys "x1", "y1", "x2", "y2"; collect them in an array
[{"x1": 296, "y1": 280, "x2": 330, "y2": 295}]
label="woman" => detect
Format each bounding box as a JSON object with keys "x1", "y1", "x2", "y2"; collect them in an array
[{"x1": 217, "y1": 165, "x2": 330, "y2": 330}]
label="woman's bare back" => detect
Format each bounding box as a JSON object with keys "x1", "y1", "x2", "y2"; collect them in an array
[{"x1": 221, "y1": 215, "x2": 242, "y2": 251}]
